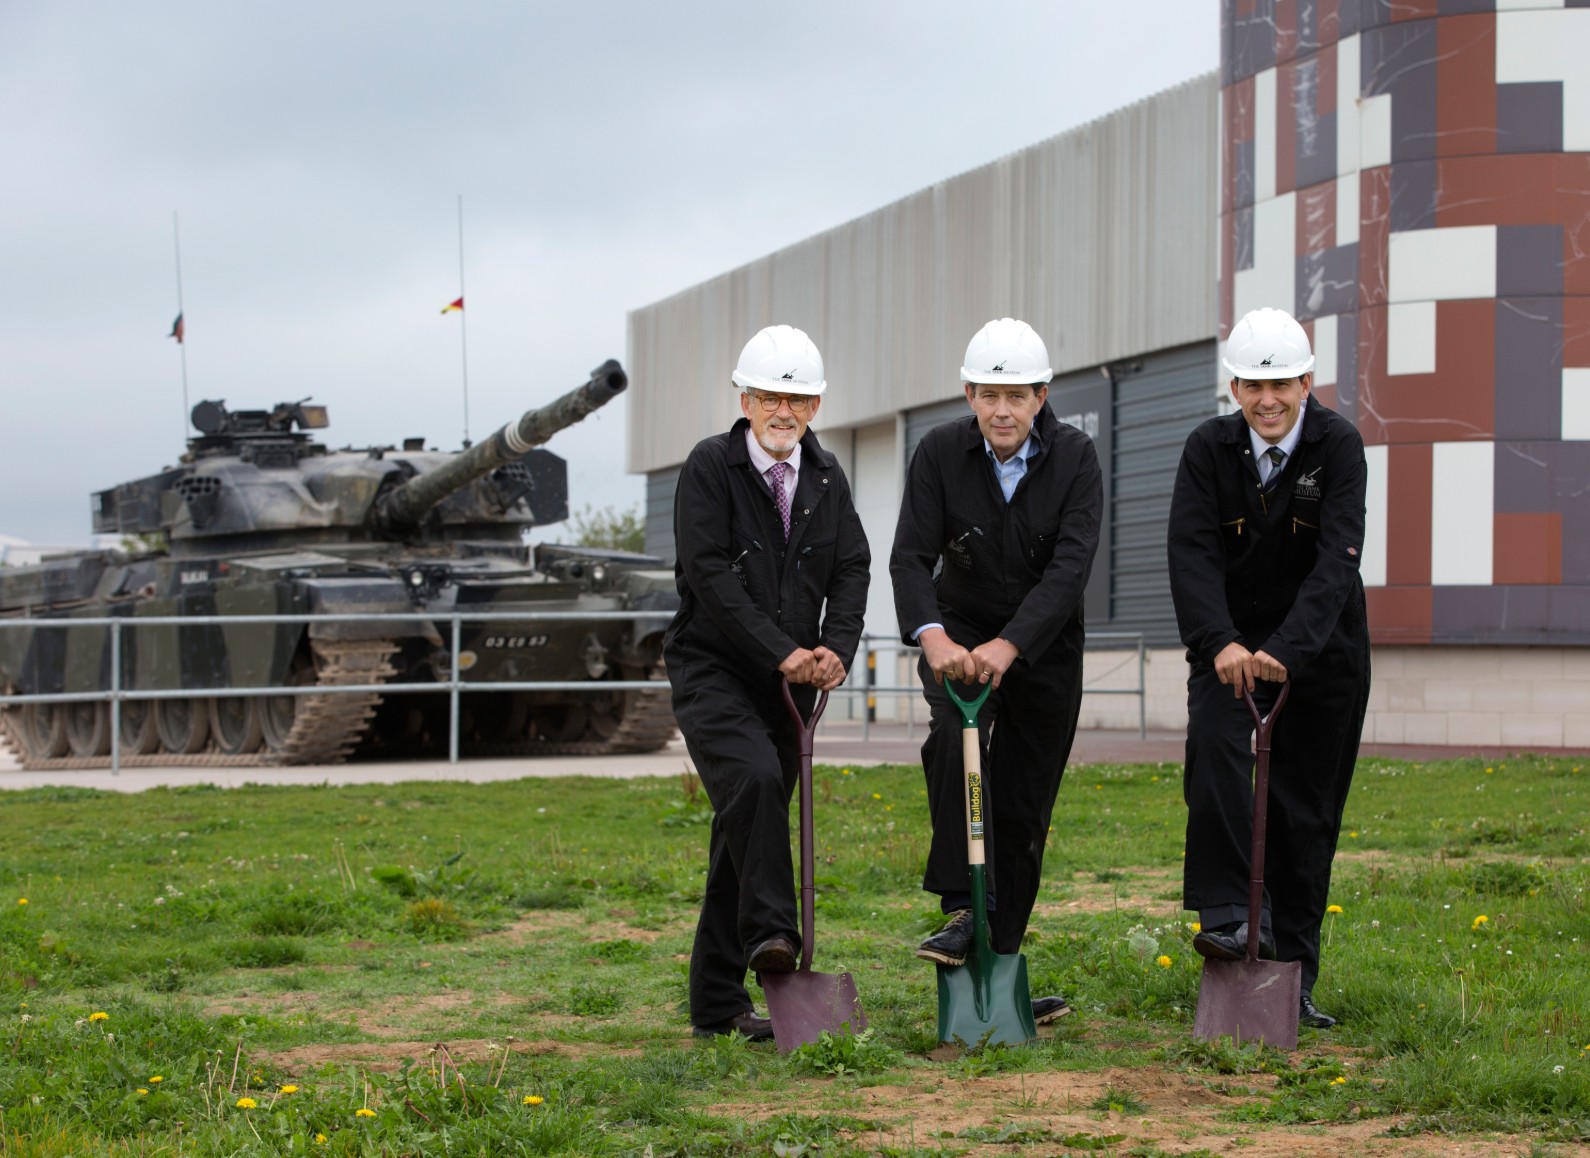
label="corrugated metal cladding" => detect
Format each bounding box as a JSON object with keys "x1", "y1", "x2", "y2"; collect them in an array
[
  {"x1": 626, "y1": 72, "x2": 1219, "y2": 477},
  {"x1": 899, "y1": 340, "x2": 1215, "y2": 645}
]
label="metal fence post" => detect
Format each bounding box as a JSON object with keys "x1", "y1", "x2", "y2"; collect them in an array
[
  {"x1": 448, "y1": 614, "x2": 462, "y2": 764},
  {"x1": 110, "y1": 620, "x2": 122, "y2": 776},
  {"x1": 1137, "y1": 634, "x2": 1147, "y2": 740}
]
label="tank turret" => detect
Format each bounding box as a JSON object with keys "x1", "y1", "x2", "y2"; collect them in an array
[{"x1": 0, "y1": 357, "x2": 677, "y2": 771}]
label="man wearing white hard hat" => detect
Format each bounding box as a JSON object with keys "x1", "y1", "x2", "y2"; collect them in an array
[
  {"x1": 1167, "y1": 306, "x2": 1371, "y2": 1030},
  {"x1": 891, "y1": 317, "x2": 1102, "y2": 1025},
  {"x1": 665, "y1": 324, "x2": 871, "y2": 1042}
]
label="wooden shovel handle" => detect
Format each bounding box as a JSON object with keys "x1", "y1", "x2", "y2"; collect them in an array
[{"x1": 1241, "y1": 681, "x2": 1290, "y2": 962}]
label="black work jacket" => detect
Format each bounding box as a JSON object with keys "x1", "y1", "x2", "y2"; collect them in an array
[
  {"x1": 890, "y1": 406, "x2": 1103, "y2": 666},
  {"x1": 1167, "y1": 396, "x2": 1369, "y2": 674},
  {"x1": 664, "y1": 418, "x2": 871, "y2": 681}
]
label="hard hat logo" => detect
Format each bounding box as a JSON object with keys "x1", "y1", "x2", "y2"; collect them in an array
[{"x1": 781, "y1": 369, "x2": 797, "y2": 380}]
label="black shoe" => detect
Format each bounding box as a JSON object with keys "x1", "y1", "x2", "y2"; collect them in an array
[
  {"x1": 1299, "y1": 992, "x2": 1337, "y2": 1029},
  {"x1": 916, "y1": 909, "x2": 974, "y2": 965},
  {"x1": 692, "y1": 1010, "x2": 774, "y2": 1042},
  {"x1": 1192, "y1": 921, "x2": 1276, "y2": 962},
  {"x1": 747, "y1": 936, "x2": 796, "y2": 975},
  {"x1": 1032, "y1": 995, "x2": 1072, "y2": 1025}
]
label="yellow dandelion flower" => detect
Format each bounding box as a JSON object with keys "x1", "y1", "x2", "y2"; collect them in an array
[
  {"x1": 1330, "y1": 1076, "x2": 1348, "y2": 1086},
  {"x1": 88, "y1": 1012, "x2": 109, "y2": 1022},
  {"x1": 841, "y1": 768, "x2": 851, "y2": 776},
  {"x1": 1473, "y1": 914, "x2": 1490, "y2": 930},
  {"x1": 148, "y1": 1076, "x2": 162, "y2": 1083},
  {"x1": 16, "y1": 898, "x2": 26, "y2": 906},
  {"x1": 1485, "y1": 767, "x2": 1493, "y2": 774},
  {"x1": 315, "y1": 1134, "x2": 327, "y2": 1144},
  {"x1": 280, "y1": 1084, "x2": 299, "y2": 1094},
  {"x1": 1349, "y1": 831, "x2": 1359, "y2": 838},
  {"x1": 355, "y1": 1108, "x2": 376, "y2": 1118},
  {"x1": 1327, "y1": 904, "x2": 1343, "y2": 914},
  {"x1": 1156, "y1": 955, "x2": 1173, "y2": 968},
  {"x1": 523, "y1": 1094, "x2": 544, "y2": 1105},
  {"x1": 235, "y1": 1097, "x2": 257, "y2": 1109},
  {"x1": 1190, "y1": 921, "x2": 1202, "y2": 933},
  {"x1": 137, "y1": 1088, "x2": 149, "y2": 1096}
]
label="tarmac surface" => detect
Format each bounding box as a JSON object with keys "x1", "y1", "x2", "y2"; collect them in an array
[{"x1": 2, "y1": 721, "x2": 1585, "y2": 793}]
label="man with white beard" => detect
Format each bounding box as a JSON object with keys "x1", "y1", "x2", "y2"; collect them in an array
[{"x1": 664, "y1": 324, "x2": 872, "y2": 1041}]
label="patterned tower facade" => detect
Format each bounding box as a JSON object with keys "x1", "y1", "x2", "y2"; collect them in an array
[{"x1": 1221, "y1": 0, "x2": 1590, "y2": 645}]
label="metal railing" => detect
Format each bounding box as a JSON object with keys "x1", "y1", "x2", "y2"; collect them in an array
[
  {"x1": 0, "y1": 610, "x2": 666, "y2": 772},
  {"x1": 818, "y1": 630, "x2": 1146, "y2": 742},
  {"x1": 0, "y1": 614, "x2": 1148, "y2": 773}
]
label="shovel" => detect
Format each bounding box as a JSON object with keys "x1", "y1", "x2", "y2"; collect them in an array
[
  {"x1": 762, "y1": 676, "x2": 867, "y2": 1053},
  {"x1": 1192, "y1": 681, "x2": 1302, "y2": 1050},
  {"x1": 936, "y1": 679, "x2": 1037, "y2": 1048}
]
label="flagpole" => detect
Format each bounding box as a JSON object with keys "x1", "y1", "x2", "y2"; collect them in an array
[
  {"x1": 172, "y1": 210, "x2": 189, "y2": 436},
  {"x1": 456, "y1": 194, "x2": 470, "y2": 448}
]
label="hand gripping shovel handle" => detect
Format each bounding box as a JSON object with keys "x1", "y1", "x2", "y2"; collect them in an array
[
  {"x1": 780, "y1": 677, "x2": 829, "y2": 973},
  {"x1": 1241, "y1": 681, "x2": 1291, "y2": 963}
]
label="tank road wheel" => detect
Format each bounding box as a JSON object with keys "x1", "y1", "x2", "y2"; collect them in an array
[
  {"x1": 65, "y1": 701, "x2": 111, "y2": 757},
  {"x1": 155, "y1": 698, "x2": 210, "y2": 755},
  {"x1": 585, "y1": 688, "x2": 624, "y2": 742},
  {"x1": 534, "y1": 703, "x2": 589, "y2": 743},
  {"x1": 209, "y1": 696, "x2": 264, "y2": 755},
  {"x1": 260, "y1": 653, "x2": 315, "y2": 755},
  {"x1": 18, "y1": 704, "x2": 69, "y2": 760},
  {"x1": 118, "y1": 700, "x2": 161, "y2": 755}
]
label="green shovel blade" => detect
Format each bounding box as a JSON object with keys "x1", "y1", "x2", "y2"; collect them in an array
[{"x1": 936, "y1": 952, "x2": 1036, "y2": 1048}]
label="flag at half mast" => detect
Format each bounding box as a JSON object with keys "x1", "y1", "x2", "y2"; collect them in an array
[
  {"x1": 441, "y1": 297, "x2": 463, "y2": 314},
  {"x1": 168, "y1": 313, "x2": 184, "y2": 343}
]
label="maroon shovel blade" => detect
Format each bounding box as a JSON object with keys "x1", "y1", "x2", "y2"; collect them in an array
[
  {"x1": 1192, "y1": 682, "x2": 1302, "y2": 1051},
  {"x1": 763, "y1": 678, "x2": 867, "y2": 1054}
]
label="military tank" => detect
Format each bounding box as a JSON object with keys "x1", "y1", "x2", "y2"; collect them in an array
[{"x1": 0, "y1": 360, "x2": 679, "y2": 769}]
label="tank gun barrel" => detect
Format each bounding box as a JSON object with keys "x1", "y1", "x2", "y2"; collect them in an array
[{"x1": 373, "y1": 359, "x2": 627, "y2": 533}]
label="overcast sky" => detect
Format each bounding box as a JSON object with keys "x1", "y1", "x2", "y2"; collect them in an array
[{"x1": 0, "y1": 1, "x2": 1216, "y2": 547}]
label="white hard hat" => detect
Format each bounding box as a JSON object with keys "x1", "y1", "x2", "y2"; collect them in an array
[
  {"x1": 961, "y1": 318, "x2": 1053, "y2": 385},
  {"x1": 1223, "y1": 307, "x2": 1315, "y2": 380},
  {"x1": 731, "y1": 324, "x2": 827, "y2": 396}
]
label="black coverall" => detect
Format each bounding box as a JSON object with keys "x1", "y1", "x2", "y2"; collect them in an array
[
  {"x1": 1167, "y1": 395, "x2": 1370, "y2": 994},
  {"x1": 664, "y1": 417, "x2": 870, "y2": 1027},
  {"x1": 890, "y1": 407, "x2": 1102, "y2": 955}
]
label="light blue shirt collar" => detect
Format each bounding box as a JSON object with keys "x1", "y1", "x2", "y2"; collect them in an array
[
  {"x1": 1248, "y1": 405, "x2": 1305, "y2": 483},
  {"x1": 984, "y1": 434, "x2": 1037, "y2": 503}
]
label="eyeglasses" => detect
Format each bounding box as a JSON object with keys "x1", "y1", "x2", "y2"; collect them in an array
[{"x1": 749, "y1": 391, "x2": 814, "y2": 414}]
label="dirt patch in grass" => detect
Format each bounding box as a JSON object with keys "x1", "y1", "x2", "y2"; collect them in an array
[
  {"x1": 480, "y1": 911, "x2": 681, "y2": 946},
  {"x1": 255, "y1": 1036, "x2": 636, "y2": 1075},
  {"x1": 1030, "y1": 866, "x2": 1184, "y2": 917},
  {"x1": 709, "y1": 1065, "x2": 1541, "y2": 1157}
]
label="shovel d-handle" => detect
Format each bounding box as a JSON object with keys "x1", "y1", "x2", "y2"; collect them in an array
[
  {"x1": 780, "y1": 677, "x2": 831, "y2": 973},
  {"x1": 1240, "y1": 681, "x2": 1291, "y2": 963}
]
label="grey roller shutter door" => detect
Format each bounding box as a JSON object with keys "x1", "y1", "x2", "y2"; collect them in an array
[
  {"x1": 644, "y1": 467, "x2": 681, "y2": 565},
  {"x1": 1109, "y1": 341, "x2": 1217, "y2": 645}
]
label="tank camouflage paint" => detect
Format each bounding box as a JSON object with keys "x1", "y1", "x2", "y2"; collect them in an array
[{"x1": 0, "y1": 360, "x2": 679, "y2": 768}]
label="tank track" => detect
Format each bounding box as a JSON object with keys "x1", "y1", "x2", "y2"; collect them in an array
[
  {"x1": 0, "y1": 640, "x2": 397, "y2": 771},
  {"x1": 469, "y1": 661, "x2": 678, "y2": 757}
]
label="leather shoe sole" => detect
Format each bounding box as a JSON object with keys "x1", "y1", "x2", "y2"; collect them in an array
[
  {"x1": 692, "y1": 1010, "x2": 774, "y2": 1042},
  {"x1": 1032, "y1": 996, "x2": 1072, "y2": 1025},
  {"x1": 915, "y1": 910, "x2": 974, "y2": 966},
  {"x1": 1192, "y1": 923, "x2": 1276, "y2": 962},
  {"x1": 747, "y1": 936, "x2": 796, "y2": 975}
]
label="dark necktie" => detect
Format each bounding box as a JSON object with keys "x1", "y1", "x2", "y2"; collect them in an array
[
  {"x1": 1263, "y1": 445, "x2": 1286, "y2": 491},
  {"x1": 768, "y1": 462, "x2": 791, "y2": 540}
]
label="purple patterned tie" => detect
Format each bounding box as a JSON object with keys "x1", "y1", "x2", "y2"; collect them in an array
[{"x1": 768, "y1": 462, "x2": 791, "y2": 541}]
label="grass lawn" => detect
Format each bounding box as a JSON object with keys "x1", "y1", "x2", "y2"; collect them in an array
[{"x1": 1, "y1": 753, "x2": 1587, "y2": 1156}]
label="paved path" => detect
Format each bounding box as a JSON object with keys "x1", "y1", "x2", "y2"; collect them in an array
[{"x1": 1, "y1": 723, "x2": 1583, "y2": 793}]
